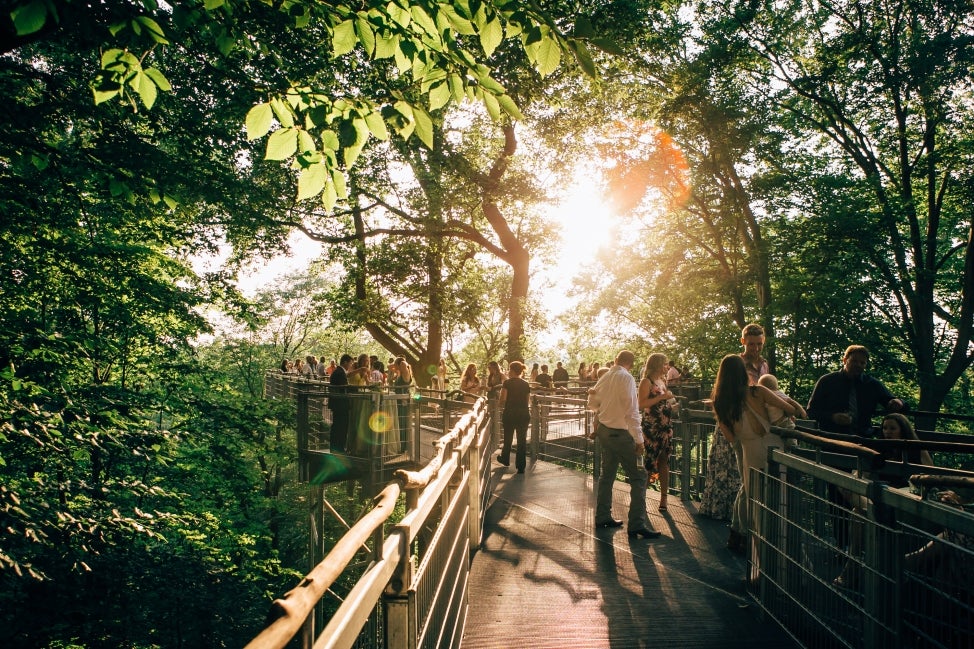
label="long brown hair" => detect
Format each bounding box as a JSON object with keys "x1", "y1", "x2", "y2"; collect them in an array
[{"x1": 711, "y1": 354, "x2": 752, "y2": 428}]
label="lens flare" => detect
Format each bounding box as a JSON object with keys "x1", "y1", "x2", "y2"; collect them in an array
[{"x1": 369, "y1": 410, "x2": 392, "y2": 434}]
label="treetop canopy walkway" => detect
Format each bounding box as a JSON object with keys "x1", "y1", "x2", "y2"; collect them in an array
[{"x1": 249, "y1": 373, "x2": 974, "y2": 649}]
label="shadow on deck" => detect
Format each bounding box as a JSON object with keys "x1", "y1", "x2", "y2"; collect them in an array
[{"x1": 463, "y1": 459, "x2": 797, "y2": 649}]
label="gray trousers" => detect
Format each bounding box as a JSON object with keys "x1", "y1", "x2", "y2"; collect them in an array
[{"x1": 595, "y1": 424, "x2": 650, "y2": 530}]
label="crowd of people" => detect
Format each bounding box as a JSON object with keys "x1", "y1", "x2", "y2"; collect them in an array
[
  {"x1": 573, "y1": 322, "x2": 963, "y2": 590},
  {"x1": 278, "y1": 331, "x2": 969, "y2": 630},
  {"x1": 279, "y1": 329, "x2": 957, "y2": 550}
]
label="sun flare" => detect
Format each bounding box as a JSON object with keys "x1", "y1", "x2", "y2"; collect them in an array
[{"x1": 548, "y1": 184, "x2": 617, "y2": 268}]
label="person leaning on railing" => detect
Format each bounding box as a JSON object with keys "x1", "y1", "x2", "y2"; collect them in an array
[
  {"x1": 832, "y1": 412, "x2": 936, "y2": 589},
  {"x1": 711, "y1": 354, "x2": 803, "y2": 560},
  {"x1": 807, "y1": 344, "x2": 905, "y2": 437}
]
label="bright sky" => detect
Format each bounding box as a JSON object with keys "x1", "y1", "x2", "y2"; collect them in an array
[{"x1": 225, "y1": 174, "x2": 621, "y2": 359}]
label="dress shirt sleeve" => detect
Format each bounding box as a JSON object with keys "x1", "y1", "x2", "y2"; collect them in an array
[{"x1": 625, "y1": 374, "x2": 643, "y2": 444}]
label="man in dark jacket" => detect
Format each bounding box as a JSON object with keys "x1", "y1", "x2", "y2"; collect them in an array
[
  {"x1": 807, "y1": 345, "x2": 905, "y2": 437},
  {"x1": 328, "y1": 354, "x2": 354, "y2": 452}
]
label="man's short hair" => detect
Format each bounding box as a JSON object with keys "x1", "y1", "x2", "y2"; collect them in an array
[
  {"x1": 742, "y1": 323, "x2": 765, "y2": 338},
  {"x1": 843, "y1": 345, "x2": 869, "y2": 360},
  {"x1": 339, "y1": 353, "x2": 354, "y2": 364},
  {"x1": 616, "y1": 350, "x2": 635, "y2": 366}
]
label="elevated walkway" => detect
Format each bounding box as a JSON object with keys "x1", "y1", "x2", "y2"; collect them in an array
[{"x1": 465, "y1": 460, "x2": 797, "y2": 648}]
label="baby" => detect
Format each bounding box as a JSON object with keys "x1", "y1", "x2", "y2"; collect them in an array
[{"x1": 758, "y1": 373, "x2": 807, "y2": 429}]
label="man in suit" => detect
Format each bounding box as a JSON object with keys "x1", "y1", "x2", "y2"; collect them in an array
[
  {"x1": 552, "y1": 361, "x2": 570, "y2": 389},
  {"x1": 328, "y1": 354, "x2": 354, "y2": 453}
]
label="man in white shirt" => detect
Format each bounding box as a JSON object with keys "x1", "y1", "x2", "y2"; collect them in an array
[{"x1": 587, "y1": 350, "x2": 661, "y2": 539}]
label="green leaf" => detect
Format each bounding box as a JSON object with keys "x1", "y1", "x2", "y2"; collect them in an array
[
  {"x1": 143, "y1": 67, "x2": 172, "y2": 92},
  {"x1": 109, "y1": 179, "x2": 130, "y2": 197},
  {"x1": 534, "y1": 36, "x2": 561, "y2": 77},
  {"x1": 391, "y1": 102, "x2": 416, "y2": 141},
  {"x1": 269, "y1": 97, "x2": 294, "y2": 128},
  {"x1": 135, "y1": 16, "x2": 169, "y2": 44},
  {"x1": 363, "y1": 109, "x2": 389, "y2": 140},
  {"x1": 443, "y1": 6, "x2": 476, "y2": 35},
  {"x1": 447, "y1": 74, "x2": 464, "y2": 101},
  {"x1": 91, "y1": 71, "x2": 122, "y2": 105},
  {"x1": 482, "y1": 92, "x2": 500, "y2": 120},
  {"x1": 496, "y1": 93, "x2": 524, "y2": 121},
  {"x1": 11, "y1": 1, "x2": 48, "y2": 36},
  {"x1": 331, "y1": 168, "x2": 348, "y2": 199},
  {"x1": 409, "y1": 6, "x2": 437, "y2": 35},
  {"x1": 245, "y1": 103, "x2": 274, "y2": 140},
  {"x1": 321, "y1": 130, "x2": 340, "y2": 151},
  {"x1": 589, "y1": 37, "x2": 624, "y2": 56},
  {"x1": 322, "y1": 179, "x2": 338, "y2": 211},
  {"x1": 412, "y1": 106, "x2": 434, "y2": 148},
  {"x1": 217, "y1": 35, "x2": 235, "y2": 55},
  {"x1": 428, "y1": 81, "x2": 451, "y2": 111},
  {"x1": 101, "y1": 48, "x2": 140, "y2": 70},
  {"x1": 343, "y1": 141, "x2": 364, "y2": 169},
  {"x1": 297, "y1": 163, "x2": 326, "y2": 201},
  {"x1": 571, "y1": 40, "x2": 596, "y2": 78},
  {"x1": 476, "y1": 71, "x2": 505, "y2": 95},
  {"x1": 573, "y1": 16, "x2": 594, "y2": 38},
  {"x1": 388, "y1": 2, "x2": 411, "y2": 27},
  {"x1": 479, "y1": 17, "x2": 503, "y2": 56},
  {"x1": 265, "y1": 128, "x2": 297, "y2": 160},
  {"x1": 297, "y1": 129, "x2": 316, "y2": 155},
  {"x1": 355, "y1": 15, "x2": 375, "y2": 56},
  {"x1": 332, "y1": 19, "x2": 357, "y2": 56},
  {"x1": 129, "y1": 70, "x2": 158, "y2": 109},
  {"x1": 375, "y1": 32, "x2": 398, "y2": 59}
]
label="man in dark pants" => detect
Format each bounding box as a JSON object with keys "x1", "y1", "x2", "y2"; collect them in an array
[
  {"x1": 588, "y1": 350, "x2": 660, "y2": 539},
  {"x1": 328, "y1": 354, "x2": 354, "y2": 453}
]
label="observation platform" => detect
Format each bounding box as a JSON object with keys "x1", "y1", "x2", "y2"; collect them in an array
[{"x1": 464, "y1": 459, "x2": 797, "y2": 649}]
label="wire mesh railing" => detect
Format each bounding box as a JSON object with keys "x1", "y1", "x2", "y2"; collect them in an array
[
  {"x1": 748, "y1": 442, "x2": 974, "y2": 649},
  {"x1": 252, "y1": 373, "x2": 492, "y2": 649}
]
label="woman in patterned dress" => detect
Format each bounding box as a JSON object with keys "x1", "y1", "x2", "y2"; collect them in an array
[
  {"x1": 698, "y1": 429, "x2": 742, "y2": 521},
  {"x1": 638, "y1": 353, "x2": 677, "y2": 512}
]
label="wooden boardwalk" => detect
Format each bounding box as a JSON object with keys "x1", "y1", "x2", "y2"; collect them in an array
[{"x1": 463, "y1": 459, "x2": 798, "y2": 649}]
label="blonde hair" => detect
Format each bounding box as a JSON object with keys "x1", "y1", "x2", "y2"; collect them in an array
[
  {"x1": 642, "y1": 353, "x2": 668, "y2": 380},
  {"x1": 757, "y1": 373, "x2": 779, "y2": 391}
]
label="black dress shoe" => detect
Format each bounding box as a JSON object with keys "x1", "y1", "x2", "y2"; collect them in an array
[
  {"x1": 628, "y1": 528, "x2": 661, "y2": 539},
  {"x1": 495, "y1": 455, "x2": 509, "y2": 466},
  {"x1": 596, "y1": 519, "x2": 624, "y2": 529}
]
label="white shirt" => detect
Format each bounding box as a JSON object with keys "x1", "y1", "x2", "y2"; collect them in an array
[{"x1": 587, "y1": 364, "x2": 643, "y2": 444}]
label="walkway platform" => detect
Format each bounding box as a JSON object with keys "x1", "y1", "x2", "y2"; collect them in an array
[{"x1": 463, "y1": 459, "x2": 798, "y2": 649}]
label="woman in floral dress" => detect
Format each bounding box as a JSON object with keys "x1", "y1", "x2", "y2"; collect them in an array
[
  {"x1": 698, "y1": 429, "x2": 742, "y2": 521},
  {"x1": 638, "y1": 353, "x2": 677, "y2": 512}
]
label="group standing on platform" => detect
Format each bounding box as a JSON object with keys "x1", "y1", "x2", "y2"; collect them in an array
[{"x1": 279, "y1": 329, "x2": 916, "y2": 550}]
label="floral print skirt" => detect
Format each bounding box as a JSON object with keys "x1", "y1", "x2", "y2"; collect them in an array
[{"x1": 699, "y1": 427, "x2": 741, "y2": 521}]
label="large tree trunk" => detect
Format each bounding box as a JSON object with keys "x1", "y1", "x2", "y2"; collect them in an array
[{"x1": 481, "y1": 123, "x2": 530, "y2": 362}]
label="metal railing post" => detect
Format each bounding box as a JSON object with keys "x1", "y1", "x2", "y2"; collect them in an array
[
  {"x1": 468, "y1": 434, "x2": 483, "y2": 551},
  {"x1": 384, "y1": 526, "x2": 417, "y2": 649},
  {"x1": 530, "y1": 395, "x2": 540, "y2": 463},
  {"x1": 679, "y1": 416, "x2": 691, "y2": 501},
  {"x1": 297, "y1": 393, "x2": 309, "y2": 482}
]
